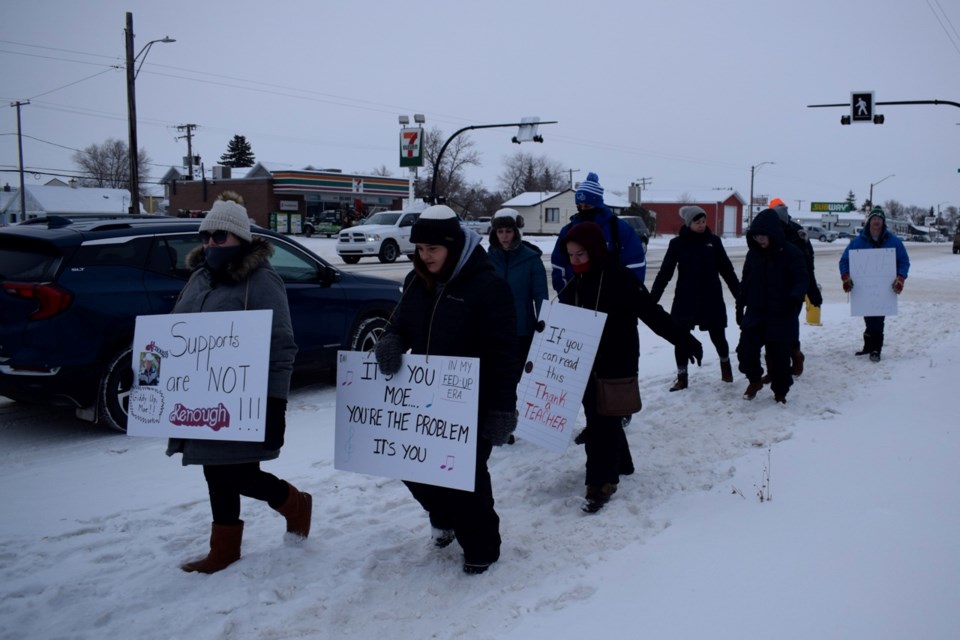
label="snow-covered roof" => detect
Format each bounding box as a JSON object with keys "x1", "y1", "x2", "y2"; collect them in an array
[
  {"x1": 0, "y1": 185, "x2": 140, "y2": 215},
  {"x1": 501, "y1": 191, "x2": 564, "y2": 207}
]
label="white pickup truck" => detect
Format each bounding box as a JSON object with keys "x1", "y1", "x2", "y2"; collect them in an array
[
  {"x1": 461, "y1": 216, "x2": 492, "y2": 235},
  {"x1": 335, "y1": 210, "x2": 420, "y2": 264}
]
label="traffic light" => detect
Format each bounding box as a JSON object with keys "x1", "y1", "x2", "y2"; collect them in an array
[
  {"x1": 873, "y1": 114, "x2": 885, "y2": 124},
  {"x1": 840, "y1": 115, "x2": 851, "y2": 125}
]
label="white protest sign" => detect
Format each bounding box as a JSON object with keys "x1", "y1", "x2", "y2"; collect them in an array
[
  {"x1": 514, "y1": 301, "x2": 606, "y2": 453},
  {"x1": 849, "y1": 248, "x2": 897, "y2": 317},
  {"x1": 335, "y1": 350, "x2": 479, "y2": 492},
  {"x1": 127, "y1": 310, "x2": 272, "y2": 441}
]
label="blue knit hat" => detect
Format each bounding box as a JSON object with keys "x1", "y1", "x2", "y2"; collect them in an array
[{"x1": 575, "y1": 172, "x2": 604, "y2": 207}]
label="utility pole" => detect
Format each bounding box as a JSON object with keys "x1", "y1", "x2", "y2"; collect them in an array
[
  {"x1": 9, "y1": 100, "x2": 30, "y2": 220},
  {"x1": 564, "y1": 168, "x2": 581, "y2": 189},
  {"x1": 177, "y1": 124, "x2": 197, "y2": 180},
  {"x1": 796, "y1": 199, "x2": 804, "y2": 212}
]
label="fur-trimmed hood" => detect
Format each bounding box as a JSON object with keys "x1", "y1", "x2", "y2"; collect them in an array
[{"x1": 186, "y1": 237, "x2": 275, "y2": 282}]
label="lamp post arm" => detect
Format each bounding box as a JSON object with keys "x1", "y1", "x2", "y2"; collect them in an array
[{"x1": 429, "y1": 120, "x2": 557, "y2": 203}]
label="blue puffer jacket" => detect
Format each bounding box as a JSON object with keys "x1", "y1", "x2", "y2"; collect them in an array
[
  {"x1": 551, "y1": 205, "x2": 646, "y2": 291},
  {"x1": 838, "y1": 221, "x2": 910, "y2": 280},
  {"x1": 487, "y1": 238, "x2": 548, "y2": 338}
]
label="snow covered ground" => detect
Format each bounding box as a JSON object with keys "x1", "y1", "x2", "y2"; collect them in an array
[{"x1": 0, "y1": 239, "x2": 957, "y2": 640}]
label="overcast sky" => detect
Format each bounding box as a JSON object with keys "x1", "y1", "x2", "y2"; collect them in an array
[{"x1": 2, "y1": 0, "x2": 958, "y2": 213}]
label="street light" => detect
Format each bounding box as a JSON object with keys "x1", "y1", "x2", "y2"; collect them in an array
[
  {"x1": 125, "y1": 11, "x2": 174, "y2": 214},
  {"x1": 748, "y1": 161, "x2": 774, "y2": 228},
  {"x1": 398, "y1": 114, "x2": 425, "y2": 209},
  {"x1": 868, "y1": 173, "x2": 894, "y2": 211}
]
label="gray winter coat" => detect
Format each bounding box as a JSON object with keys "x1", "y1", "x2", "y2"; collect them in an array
[{"x1": 165, "y1": 238, "x2": 298, "y2": 466}]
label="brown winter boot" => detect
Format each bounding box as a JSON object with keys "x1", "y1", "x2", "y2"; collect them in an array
[
  {"x1": 669, "y1": 372, "x2": 688, "y2": 392},
  {"x1": 791, "y1": 348, "x2": 805, "y2": 376},
  {"x1": 720, "y1": 359, "x2": 733, "y2": 383},
  {"x1": 743, "y1": 379, "x2": 764, "y2": 400},
  {"x1": 275, "y1": 482, "x2": 313, "y2": 538},
  {"x1": 181, "y1": 522, "x2": 243, "y2": 574},
  {"x1": 583, "y1": 483, "x2": 618, "y2": 513}
]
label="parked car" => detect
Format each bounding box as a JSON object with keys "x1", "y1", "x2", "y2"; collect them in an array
[
  {"x1": 953, "y1": 231, "x2": 960, "y2": 254},
  {"x1": 619, "y1": 215, "x2": 651, "y2": 247},
  {"x1": 0, "y1": 215, "x2": 401, "y2": 432},
  {"x1": 462, "y1": 216, "x2": 492, "y2": 235},
  {"x1": 804, "y1": 225, "x2": 838, "y2": 242},
  {"x1": 335, "y1": 210, "x2": 420, "y2": 264}
]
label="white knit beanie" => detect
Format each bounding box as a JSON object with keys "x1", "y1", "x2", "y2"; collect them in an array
[
  {"x1": 679, "y1": 205, "x2": 707, "y2": 227},
  {"x1": 200, "y1": 196, "x2": 252, "y2": 242}
]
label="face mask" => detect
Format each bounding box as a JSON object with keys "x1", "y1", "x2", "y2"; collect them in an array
[
  {"x1": 572, "y1": 260, "x2": 591, "y2": 274},
  {"x1": 205, "y1": 245, "x2": 243, "y2": 271}
]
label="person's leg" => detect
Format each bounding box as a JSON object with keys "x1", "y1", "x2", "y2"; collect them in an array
[
  {"x1": 766, "y1": 340, "x2": 794, "y2": 402},
  {"x1": 736, "y1": 325, "x2": 765, "y2": 398},
  {"x1": 670, "y1": 343, "x2": 688, "y2": 391},
  {"x1": 451, "y1": 438, "x2": 501, "y2": 573},
  {"x1": 708, "y1": 327, "x2": 733, "y2": 382},
  {"x1": 864, "y1": 316, "x2": 886, "y2": 360}
]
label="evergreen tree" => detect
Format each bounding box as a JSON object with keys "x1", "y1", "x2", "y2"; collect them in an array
[
  {"x1": 219, "y1": 135, "x2": 256, "y2": 167},
  {"x1": 845, "y1": 190, "x2": 856, "y2": 211}
]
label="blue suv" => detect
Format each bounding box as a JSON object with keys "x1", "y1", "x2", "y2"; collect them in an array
[{"x1": 0, "y1": 215, "x2": 401, "y2": 432}]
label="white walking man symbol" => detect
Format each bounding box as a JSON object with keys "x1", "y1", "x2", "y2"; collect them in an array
[{"x1": 856, "y1": 97, "x2": 869, "y2": 116}]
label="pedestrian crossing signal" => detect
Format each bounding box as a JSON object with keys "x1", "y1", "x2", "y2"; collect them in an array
[{"x1": 851, "y1": 92, "x2": 874, "y2": 122}]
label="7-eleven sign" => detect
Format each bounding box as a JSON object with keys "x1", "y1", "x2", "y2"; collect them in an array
[{"x1": 399, "y1": 127, "x2": 424, "y2": 168}]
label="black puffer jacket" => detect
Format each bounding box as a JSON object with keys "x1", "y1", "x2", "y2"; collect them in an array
[
  {"x1": 386, "y1": 237, "x2": 518, "y2": 426},
  {"x1": 559, "y1": 258, "x2": 689, "y2": 379},
  {"x1": 650, "y1": 225, "x2": 739, "y2": 330},
  {"x1": 738, "y1": 209, "x2": 809, "y2": 341}
]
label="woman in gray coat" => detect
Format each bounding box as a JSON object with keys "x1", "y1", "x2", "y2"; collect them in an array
[{"x1": 166, "y1": 191, "x2": 309, "y2": 574}]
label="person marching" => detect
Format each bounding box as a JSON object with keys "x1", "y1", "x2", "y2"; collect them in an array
[
  {"x1": 650, "y1": 205, "x2": 740, "y2": 391},
  {"x1": 486, "y1": 207, "x2": 548, "y2": 374},
  {"x1": 558, "y1": 221, "x2": 702, "y2": 513},
  {"x1": 551, "y1": 172, "x2": 647, "y2": 291},
  {"x1": 769, "y1": 197, "x2": 822, "y2": 376},
  {"x1": 167, "y1": 191, "x2": 310, "y2": 574},
  {"x1": 374, "y1": 205, "x2": 518, "y2": 575},
  {"x1": 838, "y1": 205, "x2": 910, "y2": 362},
  {"x1": 735, "y1": 208, "x2": 808, "y2": 404}
]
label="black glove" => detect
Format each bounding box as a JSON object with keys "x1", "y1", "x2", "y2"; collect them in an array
[
  {"x1": 683, "y1": 334, "x2": 703, "y2": 367},
  {"x1": 481, "y1": 410, "x2": 517, "y2": 446},
  {"x1": 808, "y1": 285, "x2": 823, "y2": 308},
  {"x1": 263, "y1": 397, "x2": 288, "y2": 450},
  {"x1": 735, "y1": 304, "x2": 744, "y2": 327},
  {"x1": 374, "y1": 333, "x2": 404, "y2": 375}
]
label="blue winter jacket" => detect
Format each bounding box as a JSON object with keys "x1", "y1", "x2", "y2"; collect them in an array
[
  {"x1": 487, "y1": 238, "x2": 548, "y2": 338},
  {"x1": 838, "y1": 222, "x2": 910, "y2": 280},
  {"x1": 551, "y1": 205, "x2": 646, "y2": 291}
]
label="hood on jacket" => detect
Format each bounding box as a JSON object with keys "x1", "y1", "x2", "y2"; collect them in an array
[
  {"x1": 746, "y1": 208, "x2": 787, "y2": 251},
  {"x1": 186, "y1": 237, "x2": 274, "y2": 282}
]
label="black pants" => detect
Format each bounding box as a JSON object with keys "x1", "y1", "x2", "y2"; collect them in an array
[
  {"x1": 675, "y1": 326, "x2": 729, "y2": 370},
  {"x1": 403, "y1": 438, "x2": 500, "y2": 565},
  {"x1": 863, "y1": 316, "x2": 886, "y2": 353},
  {"x1": 737, "y1": 325, "x2": 793, "y2": 398},
  {"x1": 203, "y1": 462, "x2": 288, "y2": 525},
  {"x1": 581, "y1": 378, "x2": 635, "y2": 487}
]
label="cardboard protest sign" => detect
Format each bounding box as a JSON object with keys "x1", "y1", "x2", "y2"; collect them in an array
[
  {"x1": 127, "y1": 310, "x2": 272, "y2": 441},
  {"x1": 514, "y1": 301, "x2": 606, "y2": 453},
  {"x1": 335, "y1": 350, "x2": 480, "y2": 492},
  {"x1": 849, "y1": 248, "x2": 897, "y2": 317}
]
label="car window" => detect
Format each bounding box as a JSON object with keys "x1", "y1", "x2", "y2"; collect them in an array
[
  {"x1": 72, "y1": 237, "x2": 152, "y2": 269},
  {"x1": 400, "y1": 213, "x2": 419, "y2": 226},
  {"x1": 266, "y1": 239, "x2": 321, "y2": 283},
  {"x1": 0, "y1": 241, "x2": 60, "y2": 280},
  {"x1": 147, "y1": 236, "x2": 195, "y2": 279}
]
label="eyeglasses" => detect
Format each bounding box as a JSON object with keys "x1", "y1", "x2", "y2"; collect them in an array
[{"x1": 199, "y1": 230, "x2": 229, "y2": 245}]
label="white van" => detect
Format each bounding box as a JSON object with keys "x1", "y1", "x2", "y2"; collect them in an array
[{"x1": 804, "y1": 225, "x2": 838, "y2": 242}]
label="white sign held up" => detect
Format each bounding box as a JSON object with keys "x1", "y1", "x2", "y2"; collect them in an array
[
  {"x1": 849, "y1": 248, "x2": 897, "y2": 317},
  {"x1": 335, "y1": 351, "x2": 480, "y2": 492},
  {"x1": 127, "y1": 310, "x2": 272, "y2": 441},
  {"x1": 514, "y1": 301, "x2": 606, "y2": 453}
]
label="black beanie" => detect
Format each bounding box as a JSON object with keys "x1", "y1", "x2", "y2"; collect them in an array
[
  {"x1": 410, "y1": 205, "x2": 464, "y2": 248},
  {"x1": 563, "y1": 221, "x2": 609, "y2": 263}
]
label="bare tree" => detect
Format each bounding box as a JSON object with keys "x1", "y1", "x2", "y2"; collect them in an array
[
  {"x1": 421, "y1": 126, "x2": 481, "y2": 203},
  {"x1": 72, "y1": 138, "x2": 151, "y2": 194},
  {"x1": 369, "y1": 164, "x2": 393, "y2": 177},
  {"x1": 497, "y1": 151, "x2": 567, "y2": 197}
]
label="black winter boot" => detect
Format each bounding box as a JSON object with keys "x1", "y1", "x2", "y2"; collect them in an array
[
  {"x1": 855, "y1": 332, "x2": 872, "y2": 356},
  {"x1": 720, "y1": 358, "x2": 733, "y2": 383}
]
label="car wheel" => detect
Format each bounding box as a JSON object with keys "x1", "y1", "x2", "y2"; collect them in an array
[
  {"x1": 378, "y1": 240, "x2": 399, "y2": 263},
  {"x1": 99, "y1": 346, "x2": 133, "y2": 433},
  {"x1": 819, "y1": 235, "x2": 827, "y2": 242},
  {"x1": 341, "y1": 255, "x2": 361, "y2": 264},
  {"x1": 350, "y1": 316, "x2": 388, "y2": 353}
]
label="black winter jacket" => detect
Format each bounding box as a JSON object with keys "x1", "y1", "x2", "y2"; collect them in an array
[
  {"x1": 386, "y1": 240, "x2": 519, "y2": 426},
  {"x1": 650, "y1": 225, "x2": 739, "y2": 330},
  {"x1": 558, "y1": 258, "x2": 690, "y2": 379},
  {"x1": 738, "y1": 209, "x2": 809, "y2": 342}
]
